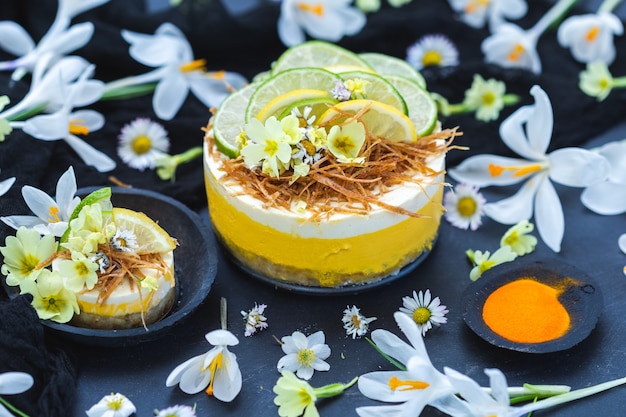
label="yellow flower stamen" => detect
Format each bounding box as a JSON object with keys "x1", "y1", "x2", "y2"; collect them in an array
[
  {"x1": 48, "y1": 206, "x2": 60, "y2": 223},
  {"x1": 351, "y1": 314, "x2": 362, "y2": 328},
  {"x1": 422, "y1": 50, "x2": 443, "y2": 66},
  {"x1": 179, "y1": 58, "x2": 207, "y2": 73},
  {"x1": 210, "y1": 70, "x2": 226, "y2": 80},
  {"x1": 264, "y1": 139, "x2": 280, "y2": 158},
  {"x1": 481, "y1": 91, "x2": 496, "y2": 106},
  {"x1": 457, "y1": 196, "x2": 477, "y2": 217},
  {"x1": 507, "y1": 43, "x2": 525, "y2": 62},
  {"x1": 297, "y1": 2, "x2": 324, "y2": 16},
  {"x1": 297, "y1": 348, "x2": 316, "y2": 367},
  {"x1": 488, "y1": 163, "x2": 543, "y2": 178},
  {"x1": 585, "y1": 26, "x2": 600, "y2": 43},
  {"x1": 413, "y1": 306, "x2": 432, "y2": 325},
  {"x1": 132, "y1": 135, "x2": 152, "y2": 154},
  {"x1": 20, "y1": 254, "x2": 40, "y2": 275},
  {"x1": 106, "y1": 396, "x2": 123, "y2": 410},
  {"x1": 205, "y1": 352, "x2": 223, "y2": 396},
  {"x1": 388, "y1": 376, "x2": 430, "y2": 392},
  {"x1": 465, "y1": 0, "x2": 490, "y2": 14},
  {"x1": 69, "y1": 120, "x2": 89, "y2": 136},
  {"x1": 331, "y1": 135, "x2": 357, "y2": 155}
]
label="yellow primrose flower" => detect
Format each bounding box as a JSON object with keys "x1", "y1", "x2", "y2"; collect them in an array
[
  {"x1": 500, "y1": 220, "x2": 538, "y2": 256},
  {"x1": 20, "y1": 269, "x2": 79, "y2": 323},
  {"x1": 55, "y1": 251, "x2": 99, "y2": 292},
  {"x1": 280, "y1": 114, "x2": 303, "y2": 145},
  {"x1": 468, "y1": 246, "x2": 518, "y2": 281},
  {"x1": 344, "y1": 78, "x2": 370, "y2": 99},
  {"x1": 579, "y1": 60, "x2": 626, "y2": 101},
  {"x1": 0, "y1": 226, "x2": 56, "y2": 286},
  {"x1": 327, "y1": 120, "x2": 366, "y2": 164},
  {"x1": 462, "y1": 74, "x2": 507, "y2": 122},
  {"x1": 62, "y1": 203, "x2": 113, "y2": 255},
  {"x1": 240, "y1": 116, "x2": 293, "y2": 178}
]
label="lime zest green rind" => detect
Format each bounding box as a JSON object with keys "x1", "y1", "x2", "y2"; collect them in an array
[{"x1": 271, "y1": 40, "x2": 373, "y2": 75}]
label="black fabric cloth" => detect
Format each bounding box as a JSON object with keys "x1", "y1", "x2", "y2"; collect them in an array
[{"x1": 0, "y1": 0, "x2": 625, "y2": 415}]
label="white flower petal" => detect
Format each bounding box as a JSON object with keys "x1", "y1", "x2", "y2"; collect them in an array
[
  {"x1": 0, "y1": 177, "x2": 15, "y2": 197},
  {"x1": 369, "y1": 329, "x2": 417, "y2": 365},
  {"x1": 581, "y1": 182, "x2": 626, "y2": 215},
  {"x1": 0, "y1": 215, "x2": 43, "y2": 230},
  {"x1": 22, "y1": 185, "x2": 58, "y2": 221},
  {"x1": 525, "y1": 86, "x2": 553, "y2": 155},
  {"x1": 484, "y1": 176, "x2": 542, "y2": 224},
  {"x1": 356, "y1": 403, "x2": 415, "y2": 417},
  {"x1": 0, "y1": 21, "x2": 34, "y2": 56},
  {"x1": 55, "y1": 166, "x2": 77, "y2": 215},
  {"x1": 63, "y1": 134, "x2": 116, "y2": 172},
  {"x1": 618, "y1": 234, "x2": 626, "y2": 254},
  {"x1": 59, "y1": 0, "x2": 110, "y2": 19},
  {"x1": 44, "y1": 22, "x2": 94, "y2": 55},
  {"x1": 448, "y1": 155, "x2": 530, "y2": 186},
  {"x1": 212, "y1": 352, "x2": 242, "y2": 402},
  {"x1": 598, "y1": 141, "x2": 626, "y2": 183},
  {"x1": 23, "y1": 113, "x2": 68, "y2": 140},
  {"x1": 307, "y1": 330, "x2": 325, "y2": 347},
  {"x1": 205, "y1": 329, "x2": 239, "y2": 346},
  {"x1": 277, "y1": 15, "x2": 306, "y2": 47},
  {"x1": 187, "y1": 74, "x2": 234, "y2": 109},
  {"x1": 71, "y1": 109, "x2": 105, "y2": 131},
  {"x1": 549, "y1": 147, "x2": 610, "y2": 187},
  {"x1": 0, "y1": 372, "x2": 33, "y2": 394},
  {"x1": 358, "y1": 371, "x2": 422, "y2": 402},
  {"x1": 153, "y1": 71, "x2": 188, "y2": 120},
  {"x1": 534, "y1": 178, "x2": 564, "y2": 252}
]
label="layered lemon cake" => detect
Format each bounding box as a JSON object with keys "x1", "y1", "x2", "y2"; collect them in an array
[{"x1": 203, "y1": 41, "x2": 457, "y2": 288}]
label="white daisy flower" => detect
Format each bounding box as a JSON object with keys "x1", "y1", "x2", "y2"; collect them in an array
[
  {"x1": 117, "y1": 117, "x2": 170, "y2": 171},
  {"x1": 406, "y1": 34, "x2": 459, "y2": 70},
  {"x1": 399, "y1": 289, "x2": 449, "y2": 336},
  {"x1": 154, "y1": 404, "x2": 196, "y2": 417},
  {"x1": 109, "y1": 228, "x2": 138, "y2": 252},
  {"x1": 277, "y1": 330, "x2": 331, "y2": 380},
  {"x1": 443, "y1": 183, "x2": 486, "y2": 231},
  {"x1": 342, "y1": 305, "x2": 377, "y2": 339},
  {"x1": 241, "y1": 302, "x2": 268, "y2": 337}
]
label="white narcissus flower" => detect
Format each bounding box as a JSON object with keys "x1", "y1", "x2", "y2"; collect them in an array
[
  {"x1": 449, "y1": 85, "x2": 610, "y2": 252},
  {"x1": 85, "y1": 392, "x2": 136, "y2": 417},
  {"x1": 557, "y1": 12, "x2": 623, "y2": 65},
  {"x1": 277, "y1": 0, "x2": 366, "y2": 47},
  {"x1": 0, "y1": 0, "x2": 109, "y2": 80},
  {"x1": 1, "y1": 166, "x2": 80, "y2": 237},
  {"x1": 166, "y1": 329, "x2": 242, "y2": 402},
  {"x1": 447, "y1": 0, "x2": 527, "y2": 31},
  {"x1": 481, "y1": 0, "x2": 577, "y2": 74},
  {"x1": 277, "y1": 330, "x2": 331, "y2": 380},
  {"x1": 110, "y1": 23, "x2": 247, "y2": 120},
  {"x1": 581, "y1": 140, "x2": 626, "y2": 215}
]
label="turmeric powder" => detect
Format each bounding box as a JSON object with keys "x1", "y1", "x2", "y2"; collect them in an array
[{"x1": 482, "y1": 278, "x2": 570, "y2": 344}]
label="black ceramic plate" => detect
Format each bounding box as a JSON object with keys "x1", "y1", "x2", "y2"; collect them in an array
[
  {"x1": 3, "y1": 187, "x2": 218, "y2": 347},
  {"x1": 462, "y1": 259, "x2": 604, "y2": 353},
  {"x1": 219, "y1": 235, "x2": 437, "y2": 296}
]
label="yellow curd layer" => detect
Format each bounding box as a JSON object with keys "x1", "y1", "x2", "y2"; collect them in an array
[{"x1": 205, "y1": 172, "x2": 443, "y2": 287}]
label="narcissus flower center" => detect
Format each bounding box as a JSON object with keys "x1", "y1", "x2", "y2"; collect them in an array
[
  {"x1": 388, "y1": 376, "x2": 430, "y2": 392},
  {"x1": 132, "y1": 135, "x2": 152, "y2": 154},
  {"x1": 488, "y1": 163, "x2": 543, "y2": 178},
  {"x1": 179, "y1": 58, "x2": 206, "y2": 73},
  {"x1": 508, "y1": 43, "x2": 526, "y2": 62},
  {"x1": 465, "y1": 0, "x2": 490, "y2": 13},
  {"x1": 585, "y1": 26, "x2": 600, "y2": 42},
  {"x1": 413, "y1": 306, "x2": 432, "y2": 324},
  {"x1": 297, "y1": 2, "x2": 324, "y2": 16},
  {"x1": 48, "y1": 206, "x2": 60, "y2": 223}
]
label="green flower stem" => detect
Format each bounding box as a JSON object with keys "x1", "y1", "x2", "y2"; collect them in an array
[
  {"x1": 446, "y1": 94, "x2": 520, "y2": 116},
  {"x1": 313, "y1": 376, "x2": 358, "y2": 399},
  {"x1": 100, "y1": 83, "x2": 157, "y2": 100},
  {"x1": 365, "y1": 337, "x2": 406, "y2": 371},
  {"x1": 155, "y1": 146, "x2": 203, "y2": 181},
  {"x1": 502, "y1": 94, "x2": 521, "y2": 106},
  {"x1": 518, "y1": 376, "x2": 626, "y2": 414},
  {"x1": 507, "y1": 383, "x2": 572, "y2": 405},
  {"x1": 611, "y1": 76, "x2": 626, "y2": 88},
  {"x1": 599, "y1": 0, "x2": 624, "y2": 13},
  {"x1": 0, "y1": 397, "x2": 30, "y2": 417},
  {"x1": 535, "y1": 0, "x2": 579, "y2": 35},
  {"x1": 5, "y1": 103, "x2": 47, "y2": 122}
]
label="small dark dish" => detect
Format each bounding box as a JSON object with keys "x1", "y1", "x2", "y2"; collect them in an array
[
  {"x1": 462, "y1": 259, "x2": 604, "y2": 354},
  {"x1": 3, "y1": 187, "x2": 218, "y2": 347}
]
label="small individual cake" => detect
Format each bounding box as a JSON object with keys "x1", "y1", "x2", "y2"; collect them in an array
[{"x1": 203, "y1": 41, "x2": 458, "y2": 288}]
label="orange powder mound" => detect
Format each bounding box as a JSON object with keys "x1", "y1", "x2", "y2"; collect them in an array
[{"x1": 482, "y1": 278, "x2": 571, "y2": 344}]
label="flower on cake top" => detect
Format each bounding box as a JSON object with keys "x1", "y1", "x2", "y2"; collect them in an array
[
  {"x1": 241, "y1": 302, "x2": 268, "y2": 337},
  {"x1": 327, "y1": 120, "x2": 367, "y2": 164},
  {"x1": 443, "y1": 183, "x2": 486, "y2": 231},
  {"x1": 581, "y1": 140, "x2": 626, "y2": 215},
  {"x1": 273, "y1": 370, "x2": 358, "y2": 417},
  {"x1": 166, "y1": 328, "x2": 242, "y2": 402},
  {"x1": 86, "y1": 392, "x2": 136, "y2": 417},
  {"x1": 0, "y1": 0, "x2": 109, "y2": 81},
  {"x1": 1, "y1": 166, "x2": 80, "y2": 237},
  {"x1": 406, "y1": 34, "x2": 459, "y2": 70},
  {"x1": 449, "y1": 85, "x2": 610, "y2": 252},
  {"x1": 117, "y1": 118, "x2": 170, "y2": 171},
  {"x1": 557, "y1": 0, "x2": 624, "y2": 65},
  {"x1": 481, "y1": 0, "x2": 577, "y2": 74},
  {"x1": 277, "y1": 0, "x2": 367, "y2": 47},
  {"x1": 277, "y1": 330, "x2": 331, "y2": 380},
  {"x1": 398, "y1": 289, "x2": 448, "y2": 336},
  {"x1": 447, "y1": 0, "x2": 528, "y2": 31},
  {"x1": 342, "y1": 305, "x2": 377, "y2": 339},
  {"x1": 239, "y1": 116, "x2": 296, "y2": 178},
  {"x1": 107, "y1": 23, "x2": 247, "y2": 120}
]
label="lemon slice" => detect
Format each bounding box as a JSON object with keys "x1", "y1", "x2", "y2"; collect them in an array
[
  {"x1": 256, "y1": 89, "x2": 332, "y2": 122},
  {"x1": 338, "y1": 70, "x2": 408, "y2": 115},
  {"x1": 112, "y1": 207, "x2": 177, "y2": 255},
  {"x1": 318, "y1": 99, "x2": 417, "y2": 143},
  {"x1": 386, "y1": 75, "x2": 438, "y2": 137},
  {"x1": 245, "y1": 67, "x2": 340, "y2": 123},
  {"x1": 359, "y1": 52, "x2": 427, "y2": 89},
  {"x1": 212, "y1": 83, "x2": 257, "y2": 158},
  {"x1": 271, "y1": 40, "x2": 372, "y2": 74}
]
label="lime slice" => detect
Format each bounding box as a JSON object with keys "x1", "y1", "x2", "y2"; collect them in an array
[
  {"x1": 59, "y1": 187, "x2": 112, "y2": 243},
  {"x1": 271, "y1": 40, "x2": 372, "y2": 74},
  {"x1": 212, "y1": 83, "x2": 257, "y2": 158},
  {"x1": 245, "y1": 67, "x2": 340, "y2": 123},
  {"x1": 277, "y1": 96, "x2": 338, "y2": 120},
  {"x1": 112, "y1": 207, "x2": 177, "y2": 255},
  {"x1": 318, "y1": 99, "x2": 417, "y2": 143},
  {"x1": 359, "y1": 52, "x2": 427, "y2": 89},
  {"x1": 338, "y1": 70, "x2": 408, "y2": 115},
  {"x1": 256, "y1": 89, "x2": 332, "y2": 122},
  {"x1": 386, "y1": 75, "x2": 438, "y2": 137},
  {"x1": 324, "y1": 64, "x2": 376, "y2": 74}
]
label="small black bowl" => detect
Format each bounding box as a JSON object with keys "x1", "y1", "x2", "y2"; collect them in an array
[
  {"x1": 462, "y1": 259, "x2": 604, "y2": 354},
  {"x1": 3, "y1": 187, "x2": 218, "y2": 347}
]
